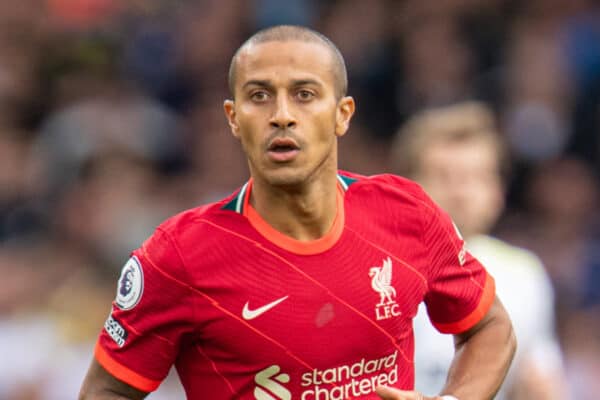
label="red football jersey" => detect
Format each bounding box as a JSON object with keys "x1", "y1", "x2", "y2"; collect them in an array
[{"x1": 96, "y1": 172, "x2": 495, "y2": 399}]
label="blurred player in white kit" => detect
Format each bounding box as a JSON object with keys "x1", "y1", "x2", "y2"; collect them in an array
[{"x1": 392, "y1": 102, "x2": 568, "y2": 400}]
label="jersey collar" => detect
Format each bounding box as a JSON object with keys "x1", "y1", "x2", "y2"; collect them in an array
[{"x1": 227, "y1": 174, "x2": 352, "y2": 255}]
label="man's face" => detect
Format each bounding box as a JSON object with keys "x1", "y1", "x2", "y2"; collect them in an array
[
  {"x1": 224, "y1": 40, "x2": 354, "y2": 187},
  {"x1": 416, "y1": 138, "x2": 504, "y2": 238}
]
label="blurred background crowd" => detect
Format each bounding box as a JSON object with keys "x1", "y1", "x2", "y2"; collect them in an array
[{"x1": 0, "y1": 0, "x2": 599, "y2": 399}]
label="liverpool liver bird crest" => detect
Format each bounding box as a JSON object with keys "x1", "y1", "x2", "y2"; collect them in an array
[{"x1": 369, "y1": 257, "x2": 397, "y2": 306}]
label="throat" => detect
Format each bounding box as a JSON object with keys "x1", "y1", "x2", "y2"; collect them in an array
[
  {"x1": 248, "y1": 181, "x2": 341, "y2": 242},
  {"x1": 281, "y1": 212, "x2": 335, "y2": 241}
]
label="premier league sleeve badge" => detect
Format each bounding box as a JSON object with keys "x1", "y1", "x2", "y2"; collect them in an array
[{"x1": 115, "y1": 256, "x2": 144, "y2": 310}]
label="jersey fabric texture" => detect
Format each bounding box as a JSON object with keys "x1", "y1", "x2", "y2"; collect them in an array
[
  {"x1": 96, "y1": 172, "x2": 495, "y2": 399},
  {"x1": 413, "y1": 235, "x2": 562, "y2": 399}
]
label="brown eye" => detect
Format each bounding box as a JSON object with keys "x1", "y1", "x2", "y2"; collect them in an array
[
  {"x1": 251, "y1": 91, "x2": 269, "y2": 102},
  {"x1": 296, "y1": 90, "x2": 315, "y2": 101}
]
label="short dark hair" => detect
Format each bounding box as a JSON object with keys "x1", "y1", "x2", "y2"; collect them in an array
[{"x1": 228, "y1": 25, "x2": 348, "y2": 99}]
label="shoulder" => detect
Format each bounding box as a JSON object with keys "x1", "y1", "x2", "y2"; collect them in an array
[
  {"x1": 340, "y1": 170, "x2": 433, "y2": 208},
  {"x1": 136, "y1": 190, "x2": 245, "y2": 275},
  {"x1": 157, "y1": 204, "x2": 219, "y2": 236},
  {"x1": 154, "y1": 190, "x2": 243, "y2": 239}
]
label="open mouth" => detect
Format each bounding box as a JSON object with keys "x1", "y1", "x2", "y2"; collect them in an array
[
  {"x1": 267, "y1": 137, "x2": 300, "y2": 161},
  {"x1": 268, "y1": 137, "x2": 300, "y2": 152},
  {"x1": 270, "y1": 144, "x2": 298, "y2": 152}
]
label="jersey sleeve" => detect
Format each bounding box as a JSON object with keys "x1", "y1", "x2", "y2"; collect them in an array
[
  {"x1": 421, "y1": 198, "x2": 495, "y2": 334},
  {"x1": 95, "y1": 227, "x2": 195, "y2": 392}
]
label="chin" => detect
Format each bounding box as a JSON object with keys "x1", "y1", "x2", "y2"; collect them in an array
[
  {"x1": 263, "y1": 168, "x2": 308, "y2": 188},
  {"x1": 267, "y1": 174, "x2": 305, "y2": 188}
]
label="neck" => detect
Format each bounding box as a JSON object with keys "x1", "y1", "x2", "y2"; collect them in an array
[{"x1": 249, "y1": 172, "x2": 340, "y2": 241}]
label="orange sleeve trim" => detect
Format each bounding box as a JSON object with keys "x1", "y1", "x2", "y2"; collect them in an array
[
  {"x1": 94, "y1": 342, "x2": 161, "y2": 393},
  {"x1": 433, "y1": 272, "x2": 496, "y2": 334}
]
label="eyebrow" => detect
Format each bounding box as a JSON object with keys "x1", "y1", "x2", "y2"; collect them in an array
[
  {"x1": 242, "y1": 80, "x2": 274, "y2": 90},
  {"x1": 241, "y1": 79, "x2": 323, "y2": 90}
]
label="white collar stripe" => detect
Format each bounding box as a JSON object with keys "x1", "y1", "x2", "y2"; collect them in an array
[{"x1": 235, "y1": 182, "x2": 249, "y2": 214}]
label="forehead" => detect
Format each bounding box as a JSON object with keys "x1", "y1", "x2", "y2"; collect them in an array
[{"x1": 235, "y1": 40, "x2": 336, "y2": 87}]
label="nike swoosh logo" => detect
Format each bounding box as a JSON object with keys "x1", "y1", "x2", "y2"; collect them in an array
[{"x1": 242, "y1": 296, "x2": 289, "y2": 320}]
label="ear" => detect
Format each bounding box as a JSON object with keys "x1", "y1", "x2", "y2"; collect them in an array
[
  {"x1": 223, "y1": 99, "x2": 240, "y2": 139},
  {"x1": 335, "y1": 96, "x2": 355, "y2": 137}
]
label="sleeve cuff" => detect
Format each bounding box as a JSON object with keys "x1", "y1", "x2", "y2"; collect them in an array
[
  {"x1": 432, "y1": 272, "x2": 496, "y2": 334},
  {"x1": 95, "y1": 341, "x2": 162, "y2": 393}
]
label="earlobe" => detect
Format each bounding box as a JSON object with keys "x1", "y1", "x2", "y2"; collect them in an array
[
  {"x1": 335, "y1": 96, "x2": 355, "y2": 137},
  {"x1": 223, "y1": 100, "x2": 240, "y2": 138}
]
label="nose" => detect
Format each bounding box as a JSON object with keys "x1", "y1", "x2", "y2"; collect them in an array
[{"x1": 269, "y1": 94, "x2": 297, "y2": 130}]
